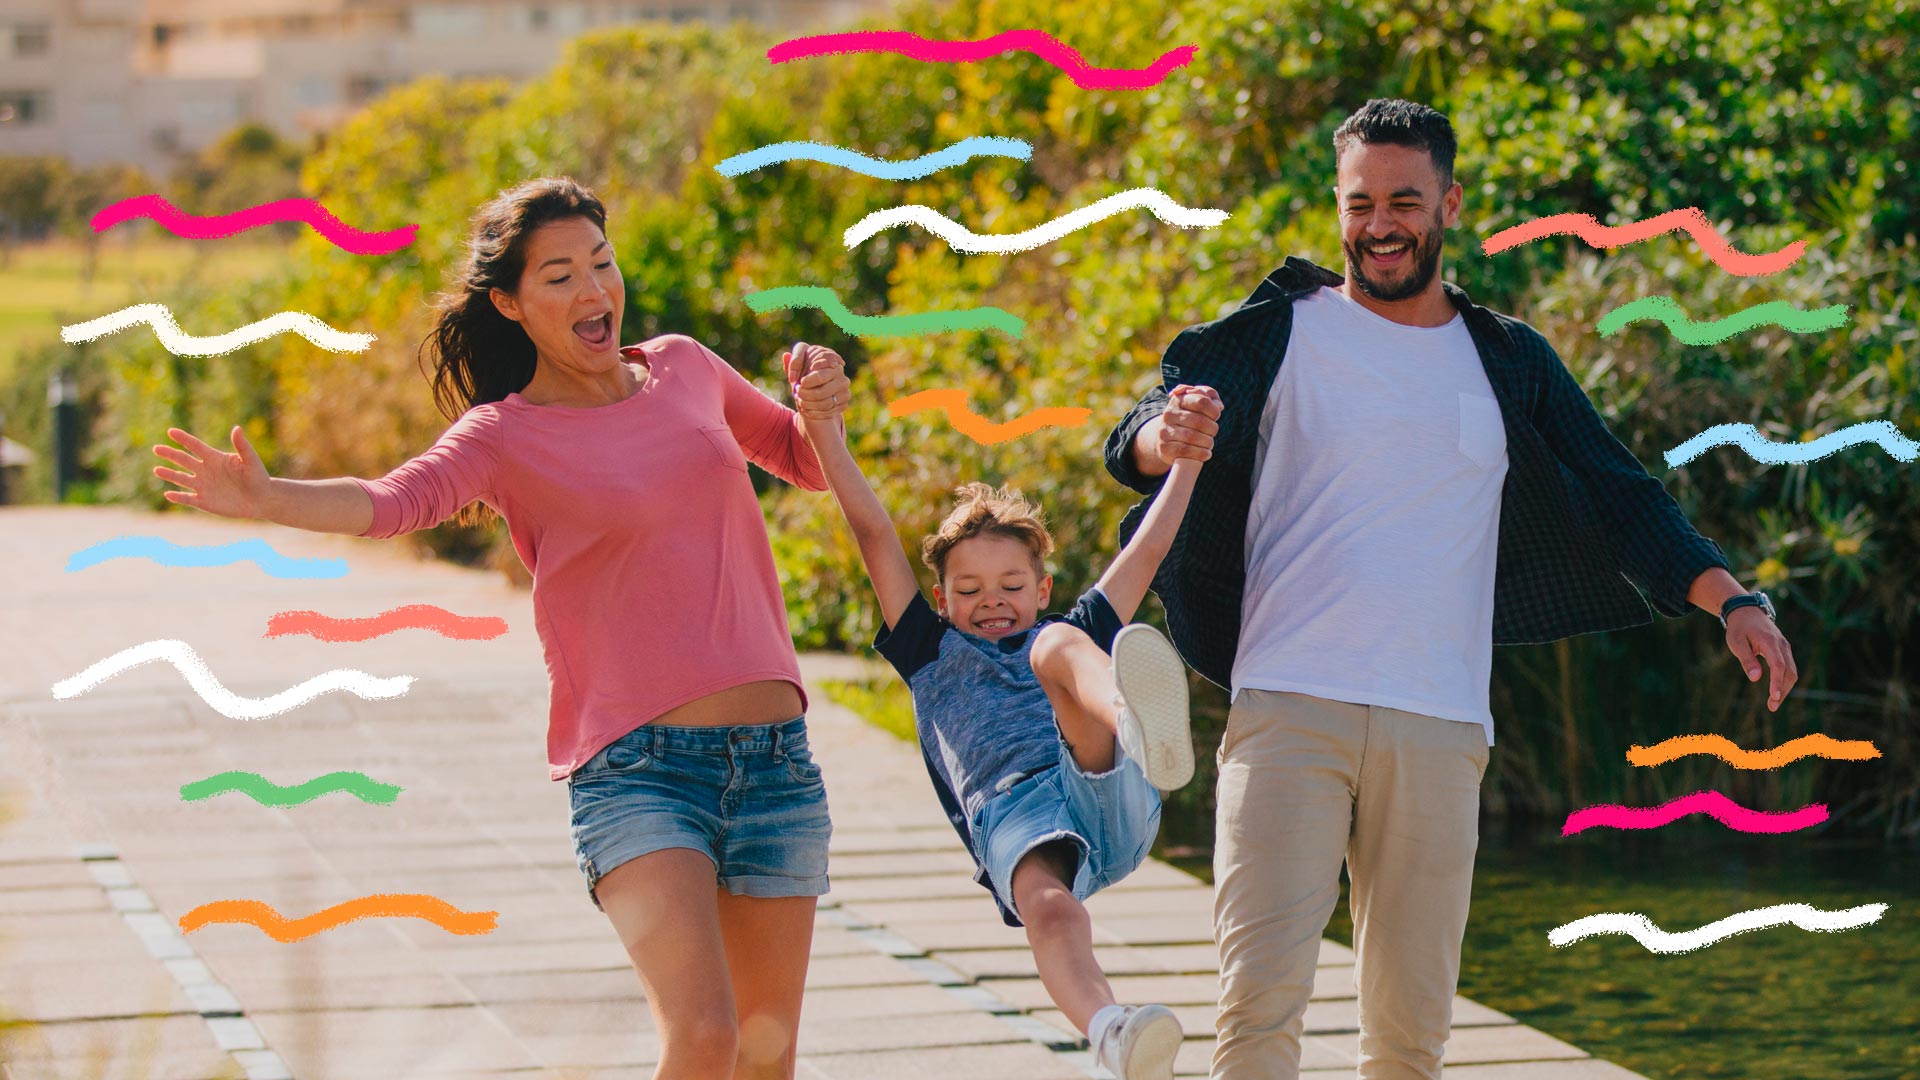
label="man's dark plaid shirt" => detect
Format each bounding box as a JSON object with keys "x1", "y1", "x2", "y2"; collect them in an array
[{"x1": 1102, "y1": 256, "x2": 1731, "y2": 690}]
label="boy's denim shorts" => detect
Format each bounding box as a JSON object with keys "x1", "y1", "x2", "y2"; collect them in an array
[
  {"x1": 565, "y1": 715, "x2": 831, "y2": 910},
  {"x1": 973, "y1": 733, "x2": 1163, "y2": 922}
]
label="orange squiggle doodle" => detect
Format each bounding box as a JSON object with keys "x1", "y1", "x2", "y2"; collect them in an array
[
  {"x1": 1481, "y1": 207, "x2": 1805, "y2": 276},
  {"x1": 179, "y1": 894, "x2": 498, "y2": 941},
  {"x1": 1627, "y1": 733, "x2": 1881, "y2": 770},
  {"x1": 887, "y1": 389, "x2": 1091, "y2": 444}
]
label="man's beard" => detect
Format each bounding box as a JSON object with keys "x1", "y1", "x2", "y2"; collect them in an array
[{"x1": 1344, "y1": 214, "x2": 1444, "y2": 302}]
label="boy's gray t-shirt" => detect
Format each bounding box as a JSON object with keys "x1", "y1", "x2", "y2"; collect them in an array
[{"x1": 873, "y1": 586, "x2": 1125, "y2": 829}]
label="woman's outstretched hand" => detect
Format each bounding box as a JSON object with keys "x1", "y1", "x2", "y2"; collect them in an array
[{"x1": 153, "y1": 425, "x2": 272, "y2": 519}]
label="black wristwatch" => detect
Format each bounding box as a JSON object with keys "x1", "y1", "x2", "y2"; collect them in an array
[{"x1": 1719, "y1": 591, "x2": 1776, "y2": 628}]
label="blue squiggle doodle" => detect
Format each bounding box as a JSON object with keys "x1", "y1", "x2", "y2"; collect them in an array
[
  {"x1": 1665, "y1": 421, "x2": 1919, "y2": 468},
  {"x1": 715, "y1": 137, "x2": 1032, "y2": 179},
  {"x1": 67, "y1": 536, "x2": 349, "y2": 578}
]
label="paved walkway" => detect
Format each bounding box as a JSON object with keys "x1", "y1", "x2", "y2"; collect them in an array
[{"x1": 0, "y1": 506, "x2": 1648, "y2": 1079}]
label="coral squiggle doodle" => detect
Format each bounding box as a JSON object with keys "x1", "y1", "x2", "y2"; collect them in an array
[
  {"x1": 266, "y1": 604, "x2": 508, "y2": 641},
  {"x1": 1482, "y1": 207, "x2": 1804, "y2": 276}
]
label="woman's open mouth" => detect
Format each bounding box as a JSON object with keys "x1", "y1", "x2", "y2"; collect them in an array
[{"x1": 573, "y1": 312, "x2": 613, "y2": 346}]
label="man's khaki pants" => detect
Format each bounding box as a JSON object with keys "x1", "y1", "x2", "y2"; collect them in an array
[{"x1": 1211, "y1": 689, "x2": 1491, "y2": 1079}]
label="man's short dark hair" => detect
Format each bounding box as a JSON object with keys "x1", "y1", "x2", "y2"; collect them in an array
[{"x1": 1332, "y1": 99, "x2": 1457, "y2": 191}]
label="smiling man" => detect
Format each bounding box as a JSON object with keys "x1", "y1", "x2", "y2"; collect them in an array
[{"x1": 1102, "y1": 99, "x2": 1799, "y2": 1079}]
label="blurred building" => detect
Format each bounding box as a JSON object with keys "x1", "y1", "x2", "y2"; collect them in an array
[{"x1": 0, "y1": 0, "x2": 888, "y2": 174}]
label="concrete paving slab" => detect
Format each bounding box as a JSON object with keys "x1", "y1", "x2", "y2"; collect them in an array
[
  {"x1": 1437, "y1": 1023, "x2": 1592, "y2": 1064},
  {"x1": 213, "y1": 969, "x2": 480, "y2": 1012},
  {"x1": 247, "y1": 1005, "x2": 542, "y2": 1077},
  {"x1": 0, "y1": 885, "x2": 107, "y2": 916},
  {"x1": 792, "y1": 984, "x2": 982, "y2": 1023},
  {"x1": 0, "y1": 956, "x2": 195, "y2": 1023},
  {"x1": 470, "y1": 999, "x2": 659, "y2": 1069},
  {"x1": 985, "y1": 968, "x2": 1361, "y2": 1011},
  {"x1": 1439, "y1": 1061, "x2": 1651, "y2": 1080},
  {"x1": 1176, "y1": 1032, "x2": 1358, "y2": 1073},
  {"x1": 796, "y1": 1009, "x2": 1026, "y2": 1055},
  {"x1": 453, "y1": 969, "x2": 647, "y2": 1008},
  {"x1": 0, "y1": 861, "x2": 95, "y2": 891},
  {"x1": 1029, "y1": 993, "x2": 1514, "y2": 1044},
  {"x1": 798, "y1": 953, "x2": 930, "y2": 990},
  {"x1": 0, "y1": 1014, "x2": 245, "y2": 1080},
  {"x1": 932, "y1": 942, "x2": 1224, "y2": 980},
  {"x1": 822, "y1": 850, "x2": 981, "y2": 879},
  {"x1": 795, "y1": 1042, "x2": 1086, "y2": 1080},
  {"x1": 817, "y1": 875, "x2": 992, "y2": 905}
]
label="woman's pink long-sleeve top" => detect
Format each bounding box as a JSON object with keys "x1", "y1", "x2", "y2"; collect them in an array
[{"x1": 350, "y1": 334, "x2": 827, "y2": 780}]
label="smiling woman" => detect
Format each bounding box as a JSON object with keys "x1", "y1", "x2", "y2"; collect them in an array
[{"x1": 147, "y1": 175, "x2": 856, "y2": 1080}]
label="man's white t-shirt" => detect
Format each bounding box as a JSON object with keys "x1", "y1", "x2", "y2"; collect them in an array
[{"x1": 1233, "y1": 285, "x2": 1508, "y2": 743}]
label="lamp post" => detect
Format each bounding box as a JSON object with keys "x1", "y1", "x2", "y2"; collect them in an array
[{"x1": 49, "y1": 368, "x2": 79, "y2": 502}]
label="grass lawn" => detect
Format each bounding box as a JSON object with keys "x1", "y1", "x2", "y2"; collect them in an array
[
  {"x1": 819, "y1": 676, "x2": 916, "y2": 743},
  {"x1": 0, "y1": 234, "x2": 293, "y2": 386}
]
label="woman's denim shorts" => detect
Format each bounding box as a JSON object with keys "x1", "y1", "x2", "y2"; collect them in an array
[{"x1": 565, "y1": 715, "x2": 832, "y2": 910}]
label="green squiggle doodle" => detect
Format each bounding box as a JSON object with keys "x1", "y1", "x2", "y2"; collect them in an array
[
  {"x1": 181, "y1": 770, "x2": 402, "y2": 806},
  {"x1": 744, "y1": 286, "x2": 1024, "y2": 339},
  {"x1": 1597, "y1": 295, "x2": 1850, "y2": 344}
]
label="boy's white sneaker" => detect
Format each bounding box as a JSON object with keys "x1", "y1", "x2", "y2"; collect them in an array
[
  {"x1": 1093, "y1": 1003, "x2": 1184, "y2": 1080},
  {"x1": 1111, "y1": 623, "x2": 1194, "y2": 791}
]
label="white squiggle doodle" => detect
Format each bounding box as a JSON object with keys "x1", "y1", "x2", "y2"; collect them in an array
[
  {"x1": 61, "y1": 303, "x2": 375, "y2": 357},
  {"x1": 52, "y1": 639, "x2": 412, "y2": 719},
  {"x1": 1548, "y1": 902, "x2": 1888, "y2": 954},
  {"x1": 844, "y1": 187, "x2": 1229, "y2": 254}
]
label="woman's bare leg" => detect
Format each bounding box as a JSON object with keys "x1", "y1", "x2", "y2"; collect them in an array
[
  {"x1": 715, "y1": 891, "x2": 818, "y2": 1079},
  {"x1": 594, "y1": 849, "x2": 739, "y2": 1079}
]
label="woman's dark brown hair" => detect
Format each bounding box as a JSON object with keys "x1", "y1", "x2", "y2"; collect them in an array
[
  {"x1": 419, "y1": 176, "x2": 609, "y2": 421},
  {"x1": 419, "y1": 176, "x2": 609, "y2": 528}
]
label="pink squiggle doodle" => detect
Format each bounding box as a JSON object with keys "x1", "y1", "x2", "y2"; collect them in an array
[
  {"x1": 767, "y1": 30, "x2": 1197, "y2": 91},
  {"x1": 92, "y1": 195, "x2": 418, "y2": 256},
  {"x1": 1562, "y1": 790, "x2": 1828, "y2": 836}
]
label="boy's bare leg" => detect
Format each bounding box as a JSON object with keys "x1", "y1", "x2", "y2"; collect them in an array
[
  {"x1": 1011, "y1": 840, "x2": 1116, "y2": 1035},
  {"x1": 1030, "y1": 623, "x2": 1121, "y2": 773}
]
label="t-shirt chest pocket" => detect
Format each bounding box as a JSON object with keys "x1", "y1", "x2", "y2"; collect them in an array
[
  {"x1": 1457, "y1": 392, "x2": 1507, "y2": 469},
  {"x1": 697, "y1": 425, "x2": 750, "y2": 474}
]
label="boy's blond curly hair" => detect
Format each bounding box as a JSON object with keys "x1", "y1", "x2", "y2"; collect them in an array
[{"x1": 921, "y1": 482, "x2": 1055, "y2": 581}]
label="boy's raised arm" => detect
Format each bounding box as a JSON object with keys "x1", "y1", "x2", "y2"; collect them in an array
[
  {"x1": 794, "y1": 355, "x2": 922, "y2": 631},
  {"x1": 1095, "y1": 386, "x2": 1218, "y2": 622}
]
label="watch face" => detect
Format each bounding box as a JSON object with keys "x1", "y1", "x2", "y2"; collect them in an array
[{"x1": 1757, "y1": 592, "x2": 1776, "y2": 619}]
